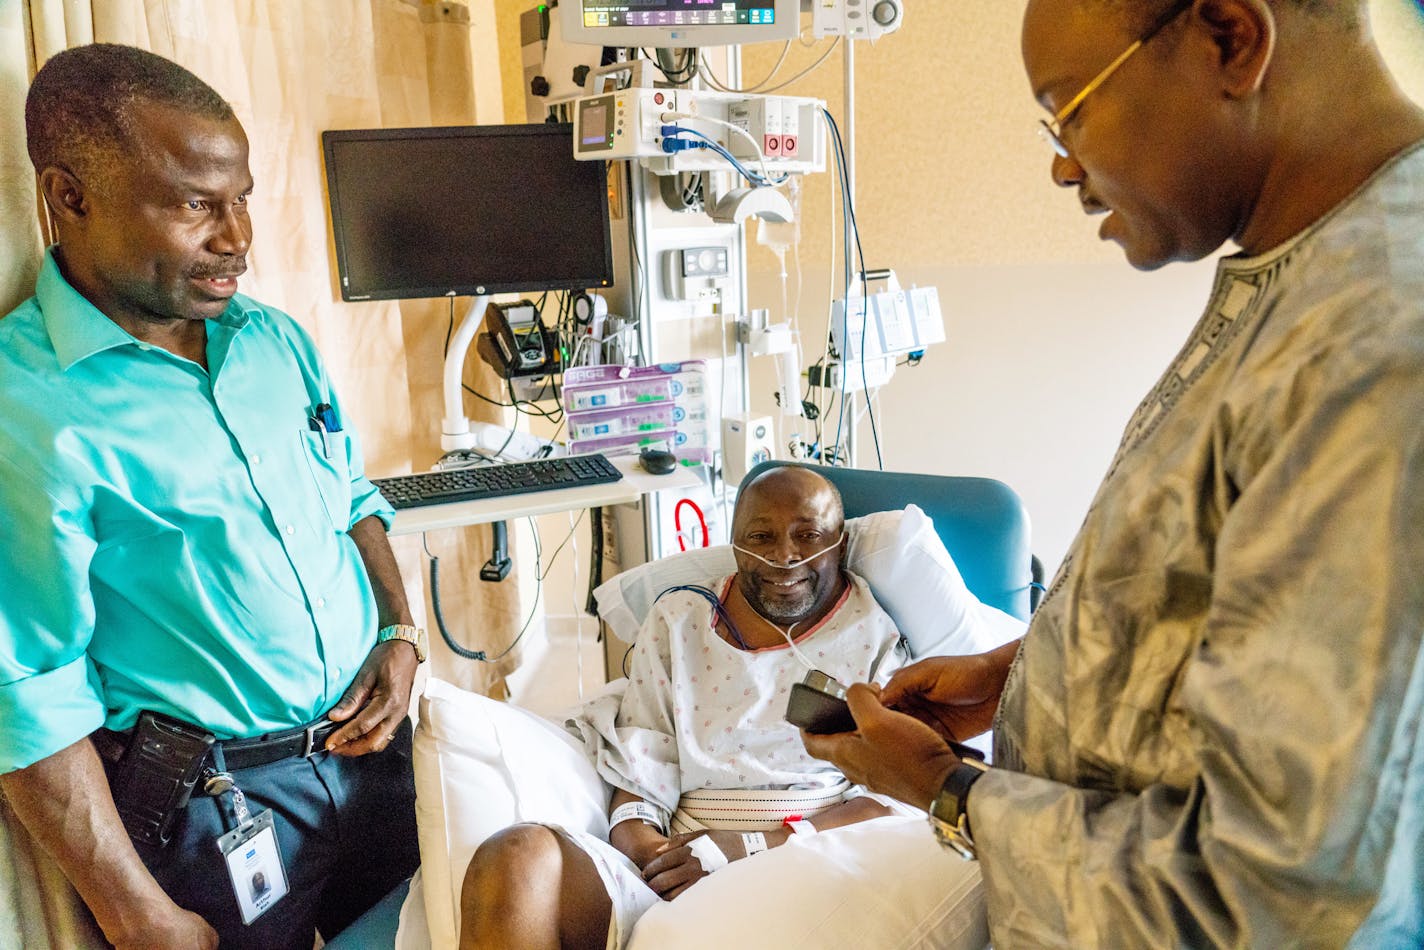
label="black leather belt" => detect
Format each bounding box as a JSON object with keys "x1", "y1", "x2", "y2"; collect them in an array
[
  {"x1": 218, "y1": 718, "x2": 342, "y2": 770},
  {"x1": 96, "y1": 717, "x2": 341, "y2": 772}
]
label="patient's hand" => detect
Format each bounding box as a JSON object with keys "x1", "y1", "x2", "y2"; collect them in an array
[
  {"x1": 610, "y1": 818, "x2": 672, "y2": 873},
  {"x1": 642, "y1": 830, "x2": 748, "y2": 900},
  {"x1": 880, "y1": 639, "x2": 1022, "y2": 742}
]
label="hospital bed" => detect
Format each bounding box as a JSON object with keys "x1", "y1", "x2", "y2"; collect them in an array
[{"x1": 327, "y1": 464, "x2": 1037, "y2": 949}]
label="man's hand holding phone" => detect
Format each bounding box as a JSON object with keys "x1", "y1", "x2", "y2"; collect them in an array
[
  {"x1": 786, "y1": 657, "x2": 1011, "y2": 811},
  {"x1": 796, "y1": 681, "x2": 962, "y2": 810},
  {"x1": 878, "y1": 647, "x2": 1018, "y2": 744}
]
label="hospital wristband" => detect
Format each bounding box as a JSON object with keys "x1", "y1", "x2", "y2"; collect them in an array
[
  {"x1": 688, "y1": 835, "x2": 729, "y2": 873},
  {"x1": 609, "y1": 801, "x2": 668, "y2": 835},
  {"x1": 783, "y1": 817, "x2": 817, "y2": 836}
]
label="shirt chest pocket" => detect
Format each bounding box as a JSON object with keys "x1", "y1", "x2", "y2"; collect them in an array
[{"x1": 298, "y1": 428, "x2": 354, "y2": 532}]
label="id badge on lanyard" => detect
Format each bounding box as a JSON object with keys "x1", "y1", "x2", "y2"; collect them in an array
[{"x1": 205, "y1": 756, "x2": 290, "y2": 925}]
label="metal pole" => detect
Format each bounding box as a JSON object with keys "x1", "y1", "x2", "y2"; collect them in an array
[
  {"x1": 842, "y1": 38, "x2": 858, "y2": 467},
  {"x1": 844, "y1": 37, "x2": 856, "y2": 206}
]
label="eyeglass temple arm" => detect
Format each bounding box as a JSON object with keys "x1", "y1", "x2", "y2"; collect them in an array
[{"x1": 1052, "y1": 39, "x2": 1144, "y2": 125}]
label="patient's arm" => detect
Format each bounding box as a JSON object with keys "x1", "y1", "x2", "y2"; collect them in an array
[
  {"x1": 641, "y1": 796, "x2": 892, "y2": 901},
  {"x1": 607, "y1": 787, "x2": 673, "y2": 871},
  {"x1": 786, "y1": 794, "x2": 891, "y2": 832}
]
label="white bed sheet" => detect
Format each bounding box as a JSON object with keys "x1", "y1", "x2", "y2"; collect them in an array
[{"x1": 398, "y1": 680, "x2": 988, "y2": 950}]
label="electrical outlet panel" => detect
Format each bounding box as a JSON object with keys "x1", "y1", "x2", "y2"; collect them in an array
[
  {"x1": 663, "y1": 245, "x2": 733, "y2": 301},
  {"x1": 572, "y1": 88, "x2": 824, "y2": 176}
]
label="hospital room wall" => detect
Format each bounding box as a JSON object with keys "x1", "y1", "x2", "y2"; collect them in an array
[
  {"x1": 487, "y1": 2, "x2": 1424, "y2": 689},
  {"x1": 739, "y1": 0, "x2": 1424, "y2": 574}
]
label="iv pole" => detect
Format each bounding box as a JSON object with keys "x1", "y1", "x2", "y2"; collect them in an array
[{"x1": 841, "y1": 39, "x2": 859, "y2": 467}]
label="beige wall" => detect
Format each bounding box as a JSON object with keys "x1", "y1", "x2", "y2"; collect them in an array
[
  {"x1": 490, "y1": 2, "x2": 1424, "y2": 579},
  {"x1": 735, "y1": 0, "x2": 1424, "y2": 571}
]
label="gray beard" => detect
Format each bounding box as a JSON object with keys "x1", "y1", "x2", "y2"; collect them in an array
[{"x1": 746, "y1": 588, "x2": 816, "y2": 626}]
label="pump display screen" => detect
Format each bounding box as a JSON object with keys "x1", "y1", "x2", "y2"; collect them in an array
[
  {"x1": 581, "y1": 104, "x2": 609, "y2": 145},
  {"x1": 579, "y1": 0, "x2": 778, "y2": 28}
]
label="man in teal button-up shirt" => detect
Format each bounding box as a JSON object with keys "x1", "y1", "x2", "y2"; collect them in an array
[{"x1": 0, "y1": 44, "x2": 422, "y2": 949}]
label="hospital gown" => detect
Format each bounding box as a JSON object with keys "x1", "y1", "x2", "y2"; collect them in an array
[
  {"x1": 562, "y1": 571, "x2": 906, "y2": 947},
  {"x1": 974, "y1": 139, "x2": 1424, "y2": 948}
]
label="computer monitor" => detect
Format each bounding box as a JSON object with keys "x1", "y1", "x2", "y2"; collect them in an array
[
  {"x1": 321, "y1": 123, "x2": 613, "y2": 301},
  {"x1": 559, "y1": 0, "x2": 799, "y2": 48}
]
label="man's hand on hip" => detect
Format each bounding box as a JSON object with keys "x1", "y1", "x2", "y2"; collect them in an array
[{"x1": 324, "y1": 639, "x2": 418, "y2": 756}]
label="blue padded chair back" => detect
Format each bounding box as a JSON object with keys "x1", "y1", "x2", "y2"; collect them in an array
[{"x1": 743, "y1": 461, "x2": 1036, "y2": 621}]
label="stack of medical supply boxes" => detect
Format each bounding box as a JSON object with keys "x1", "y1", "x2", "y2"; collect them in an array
[{"x1": 565, "y1": 361, "x2": 710, "y2": 463}]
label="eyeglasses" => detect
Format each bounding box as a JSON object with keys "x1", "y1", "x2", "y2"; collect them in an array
[{"x1": 1037, "y1": 0, "x2": 1194, "y2": 158}]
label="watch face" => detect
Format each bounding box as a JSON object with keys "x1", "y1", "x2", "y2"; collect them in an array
[{"x1": 930, "y1": 789, "x2": 960, "y2": 824}]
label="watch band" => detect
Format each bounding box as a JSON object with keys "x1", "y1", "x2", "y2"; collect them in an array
[
  {"x1": 377, "y1": 623, "x2": 428, "y2": 663},
  {"x1": 928, "y1": 757, "x2": 989, "y2": 860}
]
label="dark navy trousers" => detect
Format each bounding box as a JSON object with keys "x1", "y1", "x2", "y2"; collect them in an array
[{"x1": 127, "y1": 718, "x2": 419, "y2": 950}]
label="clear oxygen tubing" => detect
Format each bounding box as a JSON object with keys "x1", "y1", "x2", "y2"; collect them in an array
[{"x1": 730, "y1": 532, "x2": 844, "y2": 571}]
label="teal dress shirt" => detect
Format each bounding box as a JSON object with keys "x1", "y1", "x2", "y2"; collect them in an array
[{"x1": 0, "y1": 251, "x2": 395, "y2": 772}]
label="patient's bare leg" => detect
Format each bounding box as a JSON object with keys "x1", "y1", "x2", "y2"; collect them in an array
[{"x1": 459, "y1": 822, "x2": 613, "y2": 950}]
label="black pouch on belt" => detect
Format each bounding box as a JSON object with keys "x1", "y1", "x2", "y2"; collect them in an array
[{"x1": 108, "y1": 710, "x2": 216, "y2": 848}]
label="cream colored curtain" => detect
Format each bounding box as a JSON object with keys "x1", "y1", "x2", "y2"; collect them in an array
[{"x1": 0, "y1": 1, "x2": 528, "y2": 945}]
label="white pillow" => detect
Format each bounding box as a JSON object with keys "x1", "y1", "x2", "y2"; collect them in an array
[
  {"x1": 846, "y1": 505, "x2": 1027, "y2": 658},
  {"x1": 626, "y1": 815, "x2": 990, "y2": 950},
  {"x1": 593, "y1": 505, "x2": 1025, "y2": 660},
  {"x1": 400, "y1": 678, "x2": 612, "y2": 950}
]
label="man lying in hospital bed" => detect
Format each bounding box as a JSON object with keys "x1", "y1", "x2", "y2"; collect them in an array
[{"x1": 396, "y1": 466, "x2": 1025, "y2": 949}]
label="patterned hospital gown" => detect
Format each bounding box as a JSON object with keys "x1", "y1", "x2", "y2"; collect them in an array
[{"x1": 561, "y1": 570, "x2": 906, "y2": 947}]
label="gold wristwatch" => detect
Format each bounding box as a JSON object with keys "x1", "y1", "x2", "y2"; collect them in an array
[
  {"x1": 928, "y1": 755, "x2": 990, "y2": 860},
  {"x1": 378, "y1": 624, "x2": 428, "y2": 663}
]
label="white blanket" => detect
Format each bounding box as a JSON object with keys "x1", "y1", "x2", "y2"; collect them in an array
[{"x1": 401, "y1": 680, "x2": 989, "y2": 950}]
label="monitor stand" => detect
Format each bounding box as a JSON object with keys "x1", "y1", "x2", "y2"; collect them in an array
[{"x1": 440, "y1": 294, "x2": 491, "y2": 452}]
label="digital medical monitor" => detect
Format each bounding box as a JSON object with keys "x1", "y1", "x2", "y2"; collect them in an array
[
  {"x1": 322, "y1": 123, "x2": 613, "y2": 301},
  {"x1": 560, "y1": 0, "x2": 799, "y2": 48}
]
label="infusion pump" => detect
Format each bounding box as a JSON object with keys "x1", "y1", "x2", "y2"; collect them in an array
[{"x1": 573, "y1": 87, "x2": 826, "y2": 177}]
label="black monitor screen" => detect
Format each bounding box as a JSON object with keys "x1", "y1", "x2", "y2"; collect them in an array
[{"x1": 322, "y1": 123, "x2": 613, "y2": 301}]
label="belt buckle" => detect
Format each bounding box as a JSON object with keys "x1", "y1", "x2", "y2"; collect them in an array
[{"x1": 301, "y1": 722, "x2": 326, "y2": 758}]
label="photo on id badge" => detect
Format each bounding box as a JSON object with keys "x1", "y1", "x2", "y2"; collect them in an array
[{"x1": 219, "y1": 809, "x2": 290, "y2": 924}]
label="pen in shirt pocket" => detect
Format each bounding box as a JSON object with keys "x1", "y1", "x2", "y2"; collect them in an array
[{"x1": 308, "y1": 403, "x2": 341, "y2": 459}]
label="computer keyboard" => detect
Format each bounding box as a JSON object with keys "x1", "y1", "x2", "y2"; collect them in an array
[{"x1": 373, "y1": 453, "x2": 622, "y2": 510}]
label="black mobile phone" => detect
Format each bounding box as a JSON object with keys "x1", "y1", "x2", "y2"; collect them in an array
[
  {"x1": 785, "y1": 671, "x2": 857, "y2": 734},
  {"x1": 108, "y1": 711, "x2": 215, "y2": 847}
]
